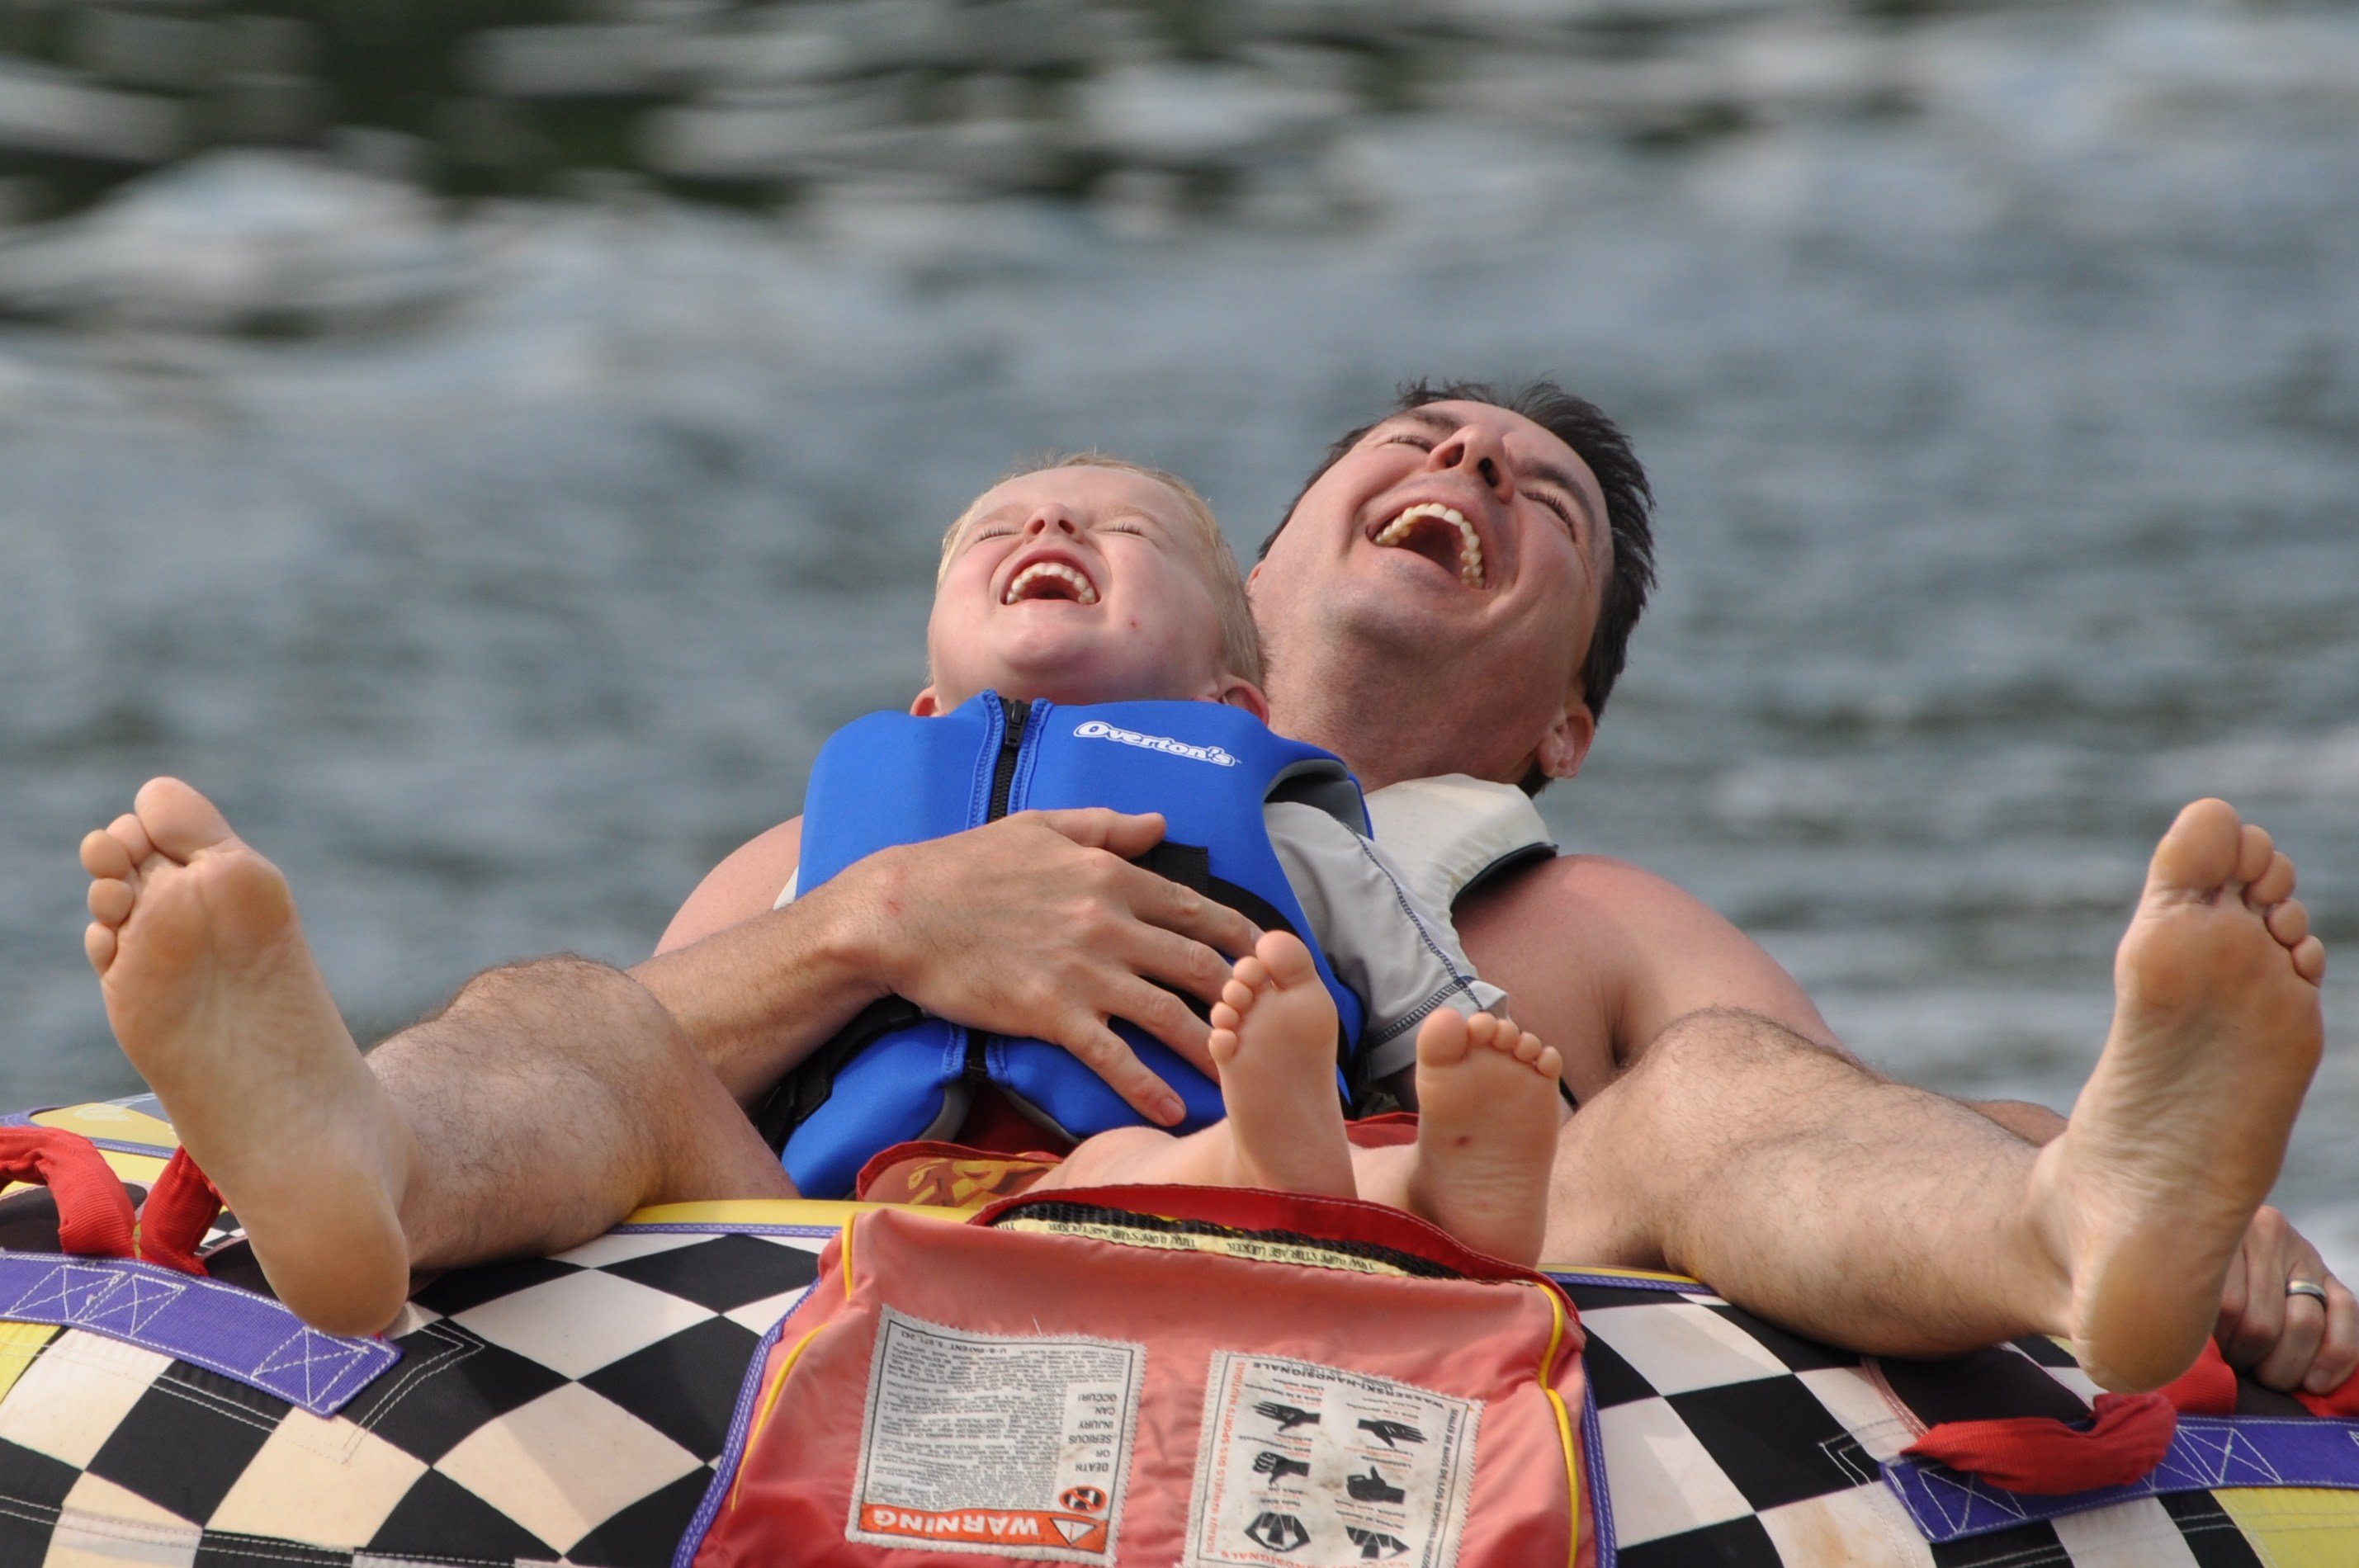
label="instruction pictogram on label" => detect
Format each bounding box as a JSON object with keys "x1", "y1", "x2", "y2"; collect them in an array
[
  {"x1": 1185, "y1": 1353, "x2": 1480, "y2": 1568},
  {"x1": 846, "y1": 1307, "x2": 1144, "y2": 1562}
]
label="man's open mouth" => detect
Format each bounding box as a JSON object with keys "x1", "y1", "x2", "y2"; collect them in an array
[
  {"x1": 1002, "y1": 559, "x2": 1099, "y2": 605},
  {"x1": 1370, "y1": 503, "x2": 1487, "y2": 588}
]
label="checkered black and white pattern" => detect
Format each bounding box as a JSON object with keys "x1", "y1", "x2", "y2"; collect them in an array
[
  {"x1": 1560, "y1": 1272, "x2": 2276, "y2": 1568},
  {"x1": 0, "y1": 1222, "x2": 828, "y2": 1567},
  {"x1": 0, "y1": 1221, "x2": 2314, "y2": 1568}
]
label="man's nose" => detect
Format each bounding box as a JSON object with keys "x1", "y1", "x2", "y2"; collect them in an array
[{"x1": 1429, "y1": 427, "x2": 1515, "y2": 500}]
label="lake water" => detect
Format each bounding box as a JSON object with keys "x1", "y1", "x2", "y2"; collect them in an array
[{"x1": 2, "y1": 0, "x2": 2355, "y2": 1269}]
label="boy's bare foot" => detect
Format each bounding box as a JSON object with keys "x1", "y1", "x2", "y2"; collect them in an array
[
  {"x1": 1404, "y1": 1010, "x2": 1563, "y2": 1266},
  {"x1": 2029, "y1": 798, "x2": 2327, "y2": 1391},
  {"x1": 1203, "y1": 932, "x2": 1356, "y2": 1199},
  {"x1": 82, "y1": 778, "x2": 418, "y2": 1335}
]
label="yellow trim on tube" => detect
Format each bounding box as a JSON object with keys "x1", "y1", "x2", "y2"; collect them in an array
[
  {"x1": 101, "y1": 1151, "x2": 168, "y2": 1186},
  {"x1": 2212, "y1": 1487, "x2": 2359, "y2": 1567},
  {"x1": 0, "y1": 1322, "x2": 59, "y2": 1409},
  {"x1": 31, "y1": 1103, "x2": 178, "y2": 1150}
]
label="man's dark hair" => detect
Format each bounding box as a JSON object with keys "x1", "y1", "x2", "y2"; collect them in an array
[{"x1": 1259, "y1": 376, "x2": 1657, "y2": 745}]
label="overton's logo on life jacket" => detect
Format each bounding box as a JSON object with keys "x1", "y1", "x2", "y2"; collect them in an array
[{"x1": 1071, "y1": 720, "x2": 1240, "y2": 767}]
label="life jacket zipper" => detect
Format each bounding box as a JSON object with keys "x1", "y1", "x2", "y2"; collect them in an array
[
  {"x1": 967, "y1": 693, "x2": 1034, "y2": 1093},
  {"x1": 986, "y1": 694, "x2": 1029, "y2": 823}
]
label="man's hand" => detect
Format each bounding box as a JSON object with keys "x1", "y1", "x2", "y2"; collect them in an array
[
  {"x1": 819, "y1": 808, "x2": 1257, "y2": 1126},
  {"x1": 2215, "y1": 1205, "x2": 2359, "y2": 1396}
]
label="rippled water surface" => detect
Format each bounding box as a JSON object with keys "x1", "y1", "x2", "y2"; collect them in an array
[{"x1": 2, "y1": 0, "x2": 2356, "y2": 1264}]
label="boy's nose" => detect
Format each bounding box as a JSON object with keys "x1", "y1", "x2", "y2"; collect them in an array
[{"x1": 1023, "y1": 509, "x2": 1081, "y2": 538}]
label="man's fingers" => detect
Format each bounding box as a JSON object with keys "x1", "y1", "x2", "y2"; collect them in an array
[
  {"x1": 2302, "y1": 1278, "x2": 2359, "y2": 1397},
  {"x1": 1030, "y1": 808, "x2": 1169, "y2": 861},
  {"x1": 2221, "y1": 1273, "x2": 2287, "y2": 1370},
  {"x1": 2254, "y1": 1288, "x2": 2331, "y2": 1393},
  {"x1": 2216, "y1": 1239, "x2": 2250, "y2": 1336},
  {"x1": 1124, "y1": 866, "x2": 1258, "y2": 959},
  {"x1": 1047, "y1": 1016, "x2": 1186, "y2": 1126},
  {"x1": 1096, "y1": 975, "x2": 1217, "y2": 1076},
  {"x1": 1121, "y1": 923, "x2": 1241, "y2": 1009}
]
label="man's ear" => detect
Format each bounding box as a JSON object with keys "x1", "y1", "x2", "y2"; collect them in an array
[
  {"x1": 1534, "y1": 699, "x2": 1597, "y2": 781},
  {"x1": 1213, "y1": 675, "x2": 1271, "y2": 725},
  {"x1": 910, "y1": 687, "x2": 944, "y2": 717}
]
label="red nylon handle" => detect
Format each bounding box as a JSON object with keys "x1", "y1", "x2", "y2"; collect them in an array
[{"x1": 0, "y1": 1126, "x2": 136, "y2": 1260}]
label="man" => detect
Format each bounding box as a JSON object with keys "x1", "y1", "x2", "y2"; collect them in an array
[{"x1": 80, "y1": 381, "x2": 2352, "y2": 1394}]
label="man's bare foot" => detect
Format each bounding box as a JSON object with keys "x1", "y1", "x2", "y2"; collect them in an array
[
  {"x1": 82, "y1": 779, "x2": 418, "y2": 1335},
  {"x1": 2030, "y1": 798, "x2": 2328, "y2": 1391},
  {"x1": 1203, "y1": 932, "x2": 1356, "y2": 1199},
  {"x1": 1403, "y1": 1010, "x2": 1563, "y2": 1266}
]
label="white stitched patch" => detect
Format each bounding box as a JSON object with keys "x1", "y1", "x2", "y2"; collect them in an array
[
  {"x1": 845, "y1": 1307, "x2": 1144, "y2": 1563},
  {"x1": 1184, "y1": 1352, "x2": 1479, "y2": 1568}
]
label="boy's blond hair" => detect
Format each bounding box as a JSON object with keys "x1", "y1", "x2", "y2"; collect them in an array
[{"x1": 937, "y1": 453, "x2": 1265, "y2": 688}]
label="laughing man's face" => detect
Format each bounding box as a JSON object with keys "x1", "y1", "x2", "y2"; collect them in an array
[{"x1": 1249, "y1": 400, "x2": 1614, "y2": 784}]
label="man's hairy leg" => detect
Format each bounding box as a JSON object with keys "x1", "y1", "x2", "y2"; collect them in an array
[
  {"x1": 1541, "y1": 1008, "x2": 2059, "y2": 1356},
  {"x1": 371, "y1": 957, "x2": 793, "y2": 1278},
  {"x1": 1544, "y1": 802, "x2": 2326, "y2": 1390},
  {"x1": 80, "y1": 778, "x2": 788, "y2": 1336}
]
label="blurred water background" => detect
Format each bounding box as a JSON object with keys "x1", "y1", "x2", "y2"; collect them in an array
[{"x1": 1, "y1": 0, "x2": 2354, "y2": 1269}]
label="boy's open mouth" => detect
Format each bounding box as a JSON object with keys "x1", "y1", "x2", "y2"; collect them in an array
[
  {"x1": 1002, "y1": 557, "x2": 1099, "y2": 605},
  {"x1": 1369, "y1": 503, "x2": 1486, "y2": 588}
]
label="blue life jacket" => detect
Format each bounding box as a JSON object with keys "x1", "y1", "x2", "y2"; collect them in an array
[{"x1": 768, "y1": 691, "x2": 1371, "y2": 1199}]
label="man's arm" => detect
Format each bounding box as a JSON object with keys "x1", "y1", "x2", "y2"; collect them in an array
[
  {"x1": 627, "y1": 814, "x2": 882, "y2": 1105},
  {"x1": 1458, "y1": 853, "x2": 2077, "y2": 1135},
  {"x1": 1450, "y1": 852, "x2": 1844, "y2": 1099},
  {"x1": 630, "y1": 809, "x2": 1260, "y2": 1120}
]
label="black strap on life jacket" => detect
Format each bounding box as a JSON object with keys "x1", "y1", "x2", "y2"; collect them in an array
[{"x1": 749, "y1": 994, "x2": 927, "y2": 1156}]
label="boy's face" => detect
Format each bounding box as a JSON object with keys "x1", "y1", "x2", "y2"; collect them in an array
[{"x1": 918, "y1": 466, "x2": 1256, "y2": 717}]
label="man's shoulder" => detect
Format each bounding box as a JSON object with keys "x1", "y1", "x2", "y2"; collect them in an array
[
  {"x1": 655, "y1": 815, "x2": 804, "y2": 956},
  {"x1": 1453, "y1": 849, "x2": 1834, "y2": 1079},
  {"x1": 1461, "y1": 849, "x2": 1708, "y2": 928}
]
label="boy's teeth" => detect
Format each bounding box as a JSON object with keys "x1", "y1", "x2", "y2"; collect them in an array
[
  {"x1": 1002, "y1": 561, "x2": 1099, "y2": 605},
  {"x1": 1373, "y1": 503, "x2": 1486, "y2": 588}
]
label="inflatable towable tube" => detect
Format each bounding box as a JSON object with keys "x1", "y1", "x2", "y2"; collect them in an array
[{"x1": 0, "y1": 1097, "x2": 2356, "y2": 1568}]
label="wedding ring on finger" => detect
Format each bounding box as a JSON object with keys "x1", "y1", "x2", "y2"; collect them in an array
[{"x1": 2286, "y1": 1280, "x2": 2330, "y2": 1307}]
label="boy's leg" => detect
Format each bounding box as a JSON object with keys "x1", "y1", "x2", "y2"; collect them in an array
[
  {"x1": 1350, "y1": 1012, "x2": 1567, "y2": 1267},
  {"x1": 1038, "y1": 932, "x2": 1354, "y2": 1198},
  {"x1": 82, "y1": 779, "x2": 788, "y2": 1336}
]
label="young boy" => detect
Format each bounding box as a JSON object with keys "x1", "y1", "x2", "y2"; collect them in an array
[
  {"x1": 756, "y1": 455, "x2": 1568, "y2": 1249},
  {"x1": 78, "y1": 456, "x2": 1569, "y2": 1339}
]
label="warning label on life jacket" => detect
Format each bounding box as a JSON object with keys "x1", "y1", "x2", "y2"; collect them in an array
[
  {"x1": 1184, "y1": 1353, "x2": 1480, "y2": 1568},
  {"x1": 845, "y1": 1307, "x2": 1144, "y2": 1562}
]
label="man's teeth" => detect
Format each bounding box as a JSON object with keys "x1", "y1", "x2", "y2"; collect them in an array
[
  {"x1": 1373, "y1": 503, "x2": 1486, "y2": 588},
  {"x1": 1002, "y1": 561, "x2": 1099, "y2": 605}
]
